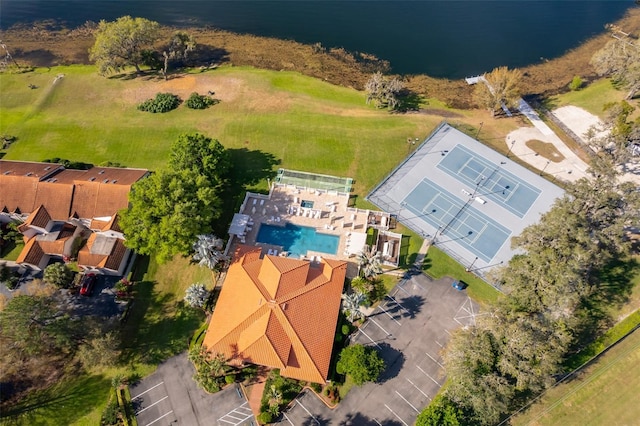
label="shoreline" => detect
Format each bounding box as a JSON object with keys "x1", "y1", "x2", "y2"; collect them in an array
[{"x1": 1, "y1": 8, "x2": 639, "y2": 104}]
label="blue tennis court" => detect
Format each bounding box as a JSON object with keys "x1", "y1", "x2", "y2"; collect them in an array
[
  {"x1": 437, "y1": 144, "x2": 541, "y2": 218},
  {"x1": 403, "y1": 179, "x2": 510, "y2": 262}
]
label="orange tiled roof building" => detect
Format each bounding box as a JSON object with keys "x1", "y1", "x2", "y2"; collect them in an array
[
  {"x1": 0, "y1": 160, "x2": 148, "y2": 274},
  {"x1": 202, "y1": 246, "x2": 347, "y2": 384}
]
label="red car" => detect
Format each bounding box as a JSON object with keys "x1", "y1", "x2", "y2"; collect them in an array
[{"x1": 79, "y1": 273, "x2": 97, "y2": 296}]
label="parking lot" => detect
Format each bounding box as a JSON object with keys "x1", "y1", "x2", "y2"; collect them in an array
[
  {"x1": 130, "y1": 353, "x2": 254, "y2": 426},
  {"x1": 279, "y1": 272, "x2": 478, "y2": 425}
]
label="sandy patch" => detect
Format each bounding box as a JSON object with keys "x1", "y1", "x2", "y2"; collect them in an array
[
  {"x1": 120, "y1": 74, "x2": 245, "y2": 104},
  {"x1": 506, "y1": 127, "x2": 588, "y2": 182},
  {"x1": 552, "y1": 105, "x2": 606, "y2": 143}
]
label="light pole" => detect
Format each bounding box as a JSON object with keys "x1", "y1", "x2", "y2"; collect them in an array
[
  {"x1": 465, "y1": 256, "x2": 479, "y2": 272},
  {"x1": 506, "y1": 138, "x2": 516, "y2": 158},
  {"x1": 539, "y1": 160, "x2": 551, "y2": 176}
]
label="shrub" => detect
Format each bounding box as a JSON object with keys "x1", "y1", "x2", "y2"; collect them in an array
[
  {"x1": 0, "y1": 263, "x2": 19, "y2": 290},
  {"x1": 569, "y1": 75, "x2": 583, "y2": 91},
  {"x1": 257, "y1": 411, "x2": 273, "y2": 424},
  {"x1": 137, "y1": 92, "x2": 181, "y2": 113},
  {"x1": 336, "y1": 344, "x2": 386, "y2": 385},
  {"x1": 310, "y1": 382, "x2": 322, "y2": 393},
  {"x1": 185, "y1": 92, "x2": 217, "y2": 109},
  {"x1": 224, "y1": 374, "x2": 236, "y2": 384},
  {"x1": 341, "y1": 324, "x2": 350, "y2": 336},
  {"x1": 43, "y1": 262, "x2": 74, "y2": 288},
  {"x1": 100, "y1": 397, "x2": 119, "y2": 425}
]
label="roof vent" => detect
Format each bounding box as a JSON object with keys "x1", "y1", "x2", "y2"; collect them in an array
[
  {"x1": 44, "y1": 166, "x2": 51, "y2": 171},
  {"x1": 281, "y1": 303, "x2": 287, "y2": 310},
  {"x1": 111, "y1": 179, "x2": 117, "y2": 184},
  {"x1": 3, "y1": 171, "x2": 11, "y2": 175},
  {"x1": 103, "y1": 179, "x2": 109, "y2": 183},
  {"x1": 98, "y1": 170, "x2": 105, "y2": 174},
  {"x1": 25, "y1": 172, "x2": 32, "y2": 176},
  {"x1": 89, "y1": 177, "x2": 96, "y2": 181}
]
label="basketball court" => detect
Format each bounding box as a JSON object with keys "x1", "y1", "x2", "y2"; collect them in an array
[{"x1": 367, "y1": 122, "x2": 565, "y2": 275}]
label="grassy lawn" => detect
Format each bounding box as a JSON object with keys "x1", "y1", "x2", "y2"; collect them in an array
[
  {"x1": 0, "y1": 64, "x2": 523, "y2": 423},
  {"x1": 422, "y1": 246, "x2": 501, "y2": 306},
  {"x1": 549, "y1": 79, "x2": 626, "y2": 118},
  {"x1": 511, "y1": 326, "x2": 640, "y2": 426}
]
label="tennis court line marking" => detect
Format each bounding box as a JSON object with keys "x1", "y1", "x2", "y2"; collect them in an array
[
  {"x1": 131, "y1": 381, "x2": 164, "y2": 400},
  {"x1": 385, "y1": 404, "x2": 409, "y2": 426},
  {"x1": 146, "y1": 410, "x2": 174, "y2": 426},
  {"x1": 136, "y1": 396, "x2": 168, "y2": 415},
  {"x1": 395, "y1": 390, "x2": 420, "y2": 413}
]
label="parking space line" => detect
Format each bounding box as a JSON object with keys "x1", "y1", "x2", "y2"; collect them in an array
[
  {"x1": 376, "y1": 303, "x2": 402, "y2": 326},
  {"x1": 395, "y1": 284, "x2": 411, "y2": 296},
  {"x1": 373, "y1": 418, "x2": 383, "y2": 425},
  {"x1": 434, "y1": 340, "x2": 444, "y2": 348},
  {"x1": 425, "y1": 352, "x2": 444, "y2": 369},
  {"x1": 406, "y1": 378, "x2": 430, "y2": 400},
  {"x1": 282, "y1": 412, "x2": 295, "y2": 425},
  {"x1": 416, "y1": 365, "x2": 441, "y2": 386},
  {"x1": 395, "y1": 390, "x2": 420, "y2": 413},
  {"x1": 296, "y1": 400, "x2": 320, "y2": 425},
  {"x1": 369, "y1": 317, "x2": 392, "y2": 336},
  {"x1": 218, "y1": 401, "x2": 253, "y2": 425},
  {"x1": 136, "y1": 395, "x2": 168, "y2": 414},
  {"x1": 145, "y1": 410, "x2": 174, "y2": 426},
  {"x1": 131, "y1": 381, "x2": 164, "y2": 400},
  {"x1": 386, "y1": 294, "x2": 410, "y2": 315},
  {"x1": 384, "y1": 404, "x2": 409, "y2": 426},
  {"x1": 357, "y1": 327, "x2": 382, "y2": 348}
]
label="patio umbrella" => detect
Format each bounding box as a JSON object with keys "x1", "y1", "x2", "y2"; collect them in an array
[{"x1": 262, "y1": 208, "x2": 266, "y2": 215}]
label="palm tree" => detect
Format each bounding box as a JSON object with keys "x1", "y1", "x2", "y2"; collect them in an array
[
  {"x1": 357, "y1": 245, "x2": 383, "y2": 280},
  {"x1": 341, "y1": 292, "x2": 365, "y2": 322},
  {"x1": 192, "y1": 234, "x2": 227, "y2": 275}
]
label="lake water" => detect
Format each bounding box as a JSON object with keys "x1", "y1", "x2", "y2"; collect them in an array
[{"x1": 0, "y1": 1, "x2": 635, "y2": 78}]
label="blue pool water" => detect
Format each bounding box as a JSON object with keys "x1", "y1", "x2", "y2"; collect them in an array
[{"x1": 256, "y1": 223, "x2": 339, "y2": 257}]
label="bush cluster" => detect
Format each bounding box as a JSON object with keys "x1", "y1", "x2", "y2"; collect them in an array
[
  {"x1": 185, "y1": 92, "x2": 218, "y2": 109},
  {"x1": 137, "y1": 92, "x2": 181, "y2": 113}
]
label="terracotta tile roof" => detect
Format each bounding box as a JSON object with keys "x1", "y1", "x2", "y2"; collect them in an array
[
  {"x1": 77, "y1": 233, "x2": 128, "y2": 272},
  {"x1": 202, "y1": 248, "x2": 347, "y2": 383},
  {"x1": 21, "y1": 205, "x2": 51, "y2": 229},
  {"x1": 33, "y1": 182, "x2": 74, "y2": 220},
  {"x1": 102, "y1": 238, "x2": 128, "y2": 271},
  {"x1": 16, "y1": 238, "x2": 44, "y2": 266},
  {"x1": 0, "y1": 160, "x2": 62, "y2": 180},
  {"x1": 0, "y1": 161, "x2": 147, "y2": 220}
]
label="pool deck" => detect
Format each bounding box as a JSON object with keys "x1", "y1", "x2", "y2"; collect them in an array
[{"x1": 229, "y1": 185, "x2": 392, "y2": 277}]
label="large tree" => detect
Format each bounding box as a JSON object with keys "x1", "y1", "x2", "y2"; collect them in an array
[
  {"x1": 169, "y1": 133, "x2": 230, "y2": 189},
  {"x1": 336, "y1": 344, "x2": 385, "y2": 386},
  {"x1": 365, "y1": 71, "x2": 405, "y2": 110},
  {"x1": 473, "y1": 66, "x2": 522, "y2": 116},
  {"x1": 119, "y1": 168, "x2": 219, "y2": 263},
  {"x1": 89, "y1": 16, "x2": 160, "y2": 75},
  {"x1": 43, "y1": 262, "x2": 74, "y2": 289},
  {"x1": 161, "y1": 31, "x2": 197, "y2": 80},
  {"x1": 591, "y1": 35, "x2": 640, "y2": 100},
  {"x1": 0, "y1": 295, "x2": 75, "y2": 356}
]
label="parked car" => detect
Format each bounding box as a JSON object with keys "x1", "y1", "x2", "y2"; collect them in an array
[
  {"x1": 452, "y1": 280, "x2": 467, "y2": 291},
  {"x1": 79, "y1": 273, "x2": 97, "y2": 296}
]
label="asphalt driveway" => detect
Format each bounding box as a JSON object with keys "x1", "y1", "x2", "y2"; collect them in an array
[{"x1": 279, "y1": 272, "x2": 478, "y2": 425}]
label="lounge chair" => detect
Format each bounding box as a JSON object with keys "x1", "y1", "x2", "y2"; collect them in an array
[
  {"x1": 253, "y1": 199, "x2": 257, "y2": 205},
  {"x1": 260, "y1": 199, "x2": 265, "y2": 206}
]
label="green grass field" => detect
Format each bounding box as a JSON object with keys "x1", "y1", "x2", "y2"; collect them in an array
[
  {"x1": 549, "y1": 79, "x2": 628, "y2": 118},
  {"x1": 511, "y1": 326, "x2": 640, "y2": 426},
  {"x1": 0, "y1": 65, "x2": 443, "y2": 196}
]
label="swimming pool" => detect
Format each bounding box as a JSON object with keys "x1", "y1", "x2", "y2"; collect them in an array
[{"x1": 256, "y1": 223, "x2": 339, "y2": 257}]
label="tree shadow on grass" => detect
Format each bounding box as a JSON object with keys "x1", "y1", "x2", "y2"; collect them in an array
[
  {"x1": 339, "y1": 412, "x2": 404, "y2": 426},
  {"x1": 394, "y1": 89, "x2": 424, "y2": 113},
  {"x1": 213, "y1": 148, "x2": 280, "y2": 236},
  {"x1": 120, "y1": 280, "x2": 204, "y2": 366},
  {"x1": 1, "y1": 374, "x2": 111, "y2": 424}
]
